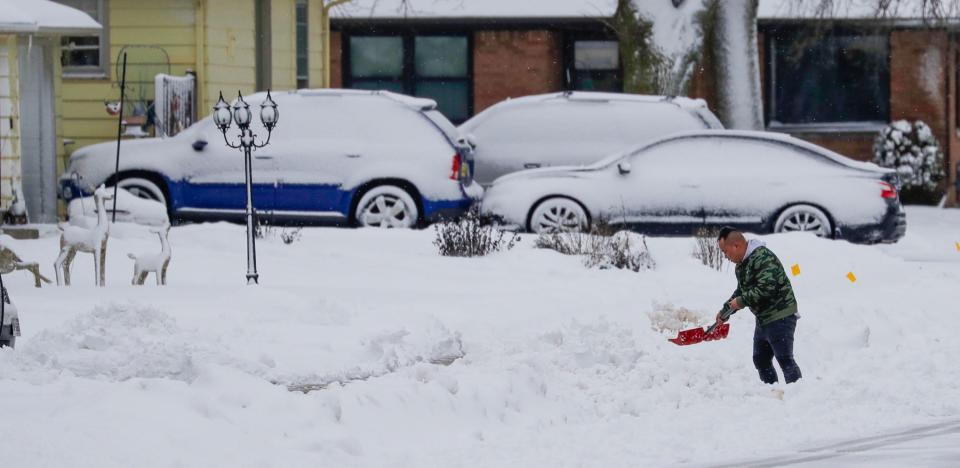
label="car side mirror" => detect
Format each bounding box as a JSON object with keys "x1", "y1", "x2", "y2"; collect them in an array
[
  {"x1": 192, "y1": 139, "x2": 208, "y2": 151},
  {"x1": 465, "y1": 133, "x2": 477, "y2": 150},
  {"x1": 617, "y1": 161, "x2": 632, "y2": 175}
]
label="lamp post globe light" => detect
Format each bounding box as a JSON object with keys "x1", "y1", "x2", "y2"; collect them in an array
[{"x1": 213, "y1": 90, "x2": 279, "y2": 285}]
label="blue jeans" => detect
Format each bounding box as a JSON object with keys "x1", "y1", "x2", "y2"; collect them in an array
[{"x1": 753, "y1": 314, "x2": 801, "y2": 384}]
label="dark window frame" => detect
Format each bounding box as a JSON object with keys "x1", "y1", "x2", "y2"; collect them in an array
[
  {"x1": 563, "y1": 31, "x2": 623, "y2": 93},
  {"x1": 296, "y1": 0, "x2": 309, "y2": 89},
  {"x1": 342, "y1": 28, "x2": 474, "y2": 123},
  {"x1": 56, "y1": 0, "x2": 110, "y2": 78},
  {"x1": 764, "y1": 24, "x2": 891, "y2": 132}
]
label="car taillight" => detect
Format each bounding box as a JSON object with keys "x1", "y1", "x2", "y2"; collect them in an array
[
  {"x1": 880, "y1": 181, "x2": 897, "y2": 199},
  {"x1": 450, "y1": 153, "x2": 462, "y2": 180}
]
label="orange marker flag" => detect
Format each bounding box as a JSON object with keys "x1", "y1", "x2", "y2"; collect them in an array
[
  {"x1": 846, "y1": 272, "x2": 857, "y2": 283},
  {"x1": 791, "y1": 264, "x2": 801, "y2": 276}
]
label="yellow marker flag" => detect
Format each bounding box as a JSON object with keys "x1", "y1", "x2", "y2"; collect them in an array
[
  {"x1": 955, "y1": 242, "x2": 960, "y2": 252},
  {"x1": 791, "y1": 264, "x2": 801, "y2": 276},
  {"x1": 846, "y1": 272, "x2": 857, "y2": 283}
]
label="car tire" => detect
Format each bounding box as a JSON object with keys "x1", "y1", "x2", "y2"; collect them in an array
[
  {"x1": 773, "y1": 204, "x2": 833, "y2": 238},
  {"x1": 354, "y1": 185, "x2": 419, "y2": 229},
  {"x1": 117, "y1": 177, "x2": 168, "y2": 208},
  {"x1": 528, "y1": 197, "x2": 589, "y2": 233}
]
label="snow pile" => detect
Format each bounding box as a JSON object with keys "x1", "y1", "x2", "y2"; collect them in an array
[
  {"x1": 873, "y1": 120, "x2": 945, "y2": 198},
  {"x1": 1, "y1": 303, "x2": 200, "y2": 382}
]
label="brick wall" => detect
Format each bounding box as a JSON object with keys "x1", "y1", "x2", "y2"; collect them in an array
[
  {"x1": 473, "y1": 30, "x2": 564, "y2": 113},
  {"x1": 890, "y1": 30, "x2": 950, "y2": 154}
]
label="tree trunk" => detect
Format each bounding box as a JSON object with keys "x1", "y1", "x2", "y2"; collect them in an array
[{"x1": 711, "y1": 0, "x2": 763, "y2": 130}]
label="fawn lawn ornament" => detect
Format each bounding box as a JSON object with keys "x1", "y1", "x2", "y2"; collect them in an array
[
  {"x1": 54, "y1": 185, "x2": 112, "y2": 286},
  {"x1": 0, "y1": 241, "x2": 51, "y2": 288},
  {"x1": 127, "y1": 224, "x2": 172, "y2": 285}
]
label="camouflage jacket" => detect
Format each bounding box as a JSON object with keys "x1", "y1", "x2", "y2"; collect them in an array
[{"x1": 730, "y1": 241, "x2": 797, "y2": 326}]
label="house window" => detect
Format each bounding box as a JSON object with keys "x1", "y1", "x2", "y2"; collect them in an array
[
  {"x1": 767, "y1": 27, "x2": 889, "y2": 127},
  {"x1": 346, "y1": 33, "x2": 471, "y2": 123},
  {"x1": 567, "y1": 39, "x2": 622, "y2": 92},
  {"x1": 56, "y1": 0, "x2": 109, "y2": 77},
  {"x1": 296, "y1": 0, "x2": 308, "y2": 88}
]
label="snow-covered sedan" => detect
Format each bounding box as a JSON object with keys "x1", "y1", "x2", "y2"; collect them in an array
[
  {"x1": 459, "y1": 92, "x2": 723, "y2": 186},
  {"x1": 59, "y1": 90, "x2": 481, "y2": 228},
  {"x1": 481, "y1": 131, "x2": 906, "y2": 243}
]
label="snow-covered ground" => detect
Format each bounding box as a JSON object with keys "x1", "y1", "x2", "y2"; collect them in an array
[{"x1": 1, "y1": 206, "x2": 958, "y2": 467}]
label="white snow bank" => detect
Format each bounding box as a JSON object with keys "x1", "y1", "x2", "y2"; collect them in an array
[{"x1": 0, "y1": 206, "x2": 958, "y2": 466}]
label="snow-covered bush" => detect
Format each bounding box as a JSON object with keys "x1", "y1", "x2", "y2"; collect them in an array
[
  {"x1": 433, "y1": 207, "x2": 519, "y2": 257},
  {"x1": 535, "y1": 224, "x2": 655, "y2": 272},
  {"x1": 873, "y1": 120, "x2": 945, "y2": 203},
  {"x1": 692, "y1": 227, "x2": 724, "y2": 271}
]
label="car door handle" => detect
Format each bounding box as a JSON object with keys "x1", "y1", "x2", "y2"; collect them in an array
[
  {"x1": 254, "y1": 154, "x2": 274, "y2": 160},
  {"x1": 345, "y1": 153, "x2": 362, "y2": 159},
  {"x1": 523, "y1": 163, "x2": 541, "y2": 169}
]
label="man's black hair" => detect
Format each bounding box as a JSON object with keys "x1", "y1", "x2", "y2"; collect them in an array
[{"x1": 717, "y1": 226, "x2": 739, "y2": 241}]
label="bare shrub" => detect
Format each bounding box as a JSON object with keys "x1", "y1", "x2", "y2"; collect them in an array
[
  {"x1": 693, "y1": 227, "x2": 725, "y2": 271},
  {"x1": 281, "y1": 227, "x2": 303, "y2": 245},
  {"x1": 433, "y1": 206, "x2": 520, "y2": 257},
  {"x1": 535, "y1": 222, "x2": 655, "y2": 272}
]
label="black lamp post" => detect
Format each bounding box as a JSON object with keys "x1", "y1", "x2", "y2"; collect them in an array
[{"x1": 212, "y1": 90, "x2": 279, "y2": 285}]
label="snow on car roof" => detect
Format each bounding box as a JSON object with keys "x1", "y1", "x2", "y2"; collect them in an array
[
  {"x1": 592, "y1": 130, "x2": 893, "y2": 173},
  {"x1": 253, "y1": 88, "x2": 439, "y2": 112},
  {"x1": 479, "y1": 91, "x2": 710, "y2": 110}
]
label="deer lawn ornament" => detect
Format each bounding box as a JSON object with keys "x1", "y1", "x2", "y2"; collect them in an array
[
  {"x1": 127, "y1": 224, "x2": 172, "y2": 285},
  {"x1": 54, "y1": 185, "x2": 112, "y2": 286},
  {"x1": 0, "y1": 242, "x2": 51, "y2": 288}
]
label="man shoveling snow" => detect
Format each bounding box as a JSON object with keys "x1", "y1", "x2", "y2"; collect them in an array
[{"x1": 716, "y1": 227, "x2": 802, "y2": 384}]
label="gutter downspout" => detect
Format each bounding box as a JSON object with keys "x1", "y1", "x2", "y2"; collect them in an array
[{"x1": 195, "y1": 0, "x2": 206, "y2": 111}]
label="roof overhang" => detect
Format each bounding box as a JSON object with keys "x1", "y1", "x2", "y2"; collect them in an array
[{"x1": 0, "y1": 0, "x2": 101, "y2": 35}]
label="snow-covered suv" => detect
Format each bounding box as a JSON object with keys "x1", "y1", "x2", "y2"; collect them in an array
[
  {"x1": 59, "y1": 90, "x2": 481, "y2": 228},
  {"x1": 460, "y1": 92, "x2": 723, "y2": 186}
]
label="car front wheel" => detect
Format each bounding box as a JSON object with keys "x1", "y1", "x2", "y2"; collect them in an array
[
  {"x1": 773, "y1": 204, "x2": 832, "y2": 237},
  {"x1": 354, "y1": 185, "x2": 419, "y2": 228},
  {"x1": 528, "y1": 197, "x2": 589, "y2": 233}
]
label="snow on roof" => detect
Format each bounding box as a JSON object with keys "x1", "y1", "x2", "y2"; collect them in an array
[
  {"x1": 758, "y1": 0, "x2": 960, "y2": 21},
  {"x1": 332, "y1": 0, "x2": 618, "y2": 20},
  {"x1": 0, "y1": 0, "x2": 101, "y2": 34},
  {"x1": 331, "y1": 0, "x2": 957, "y2": 24}
]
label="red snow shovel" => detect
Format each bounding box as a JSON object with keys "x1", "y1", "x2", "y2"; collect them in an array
[{"x1": 669, "y1": 305, "x2": 734, "y2": 346}]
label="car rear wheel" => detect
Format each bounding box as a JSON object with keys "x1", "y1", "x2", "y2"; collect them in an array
[
  {"x1": 774, "y1": 204, "x2": 832, "y2": 237},
  {"x1": 529, "y1": 197, "x2": 589, "y2": 233},
  {"x1": 354, "y1": 185, "x2": 419, "y2": 228}
]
